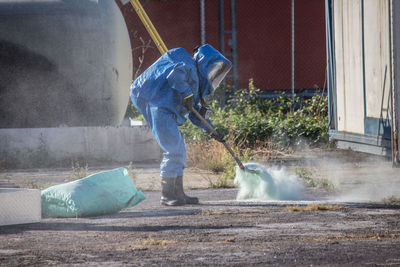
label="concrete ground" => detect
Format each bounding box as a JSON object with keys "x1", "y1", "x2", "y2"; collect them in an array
[{"x1": 1, "y1": 149, "x2": 400, "y2": 265}]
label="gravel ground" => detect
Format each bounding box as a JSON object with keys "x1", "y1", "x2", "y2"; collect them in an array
[{"x1": 1, "y1": 149, "x2": 400, "y2": 266}]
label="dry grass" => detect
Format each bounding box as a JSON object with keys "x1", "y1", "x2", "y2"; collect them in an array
[
  {"x1": 312, "y1": 233, "x2": 400, "y2": 242},
  {"x1": 127, "y1": 161, "x2": 135, "y2": 183},
  {"x1": 284, "y1": 204, "x2": 345, "y2": 212},
  {"x1": 21, "y1": 179, "x2": 40, "y2": 189},
  {"x1": 71, "y1": 161, "x2": 88, "y2": 180},
  {"x1": 186, "y1": 141, "x2": 238, "y2": 188},
  {"x1": 186, "y1": 140, "x2": 258, "y2": 188},
  {"x1": 382, "y1": 196, "x2": 400, "y2": 205},
  {"x1": 140, "y1": 238, "x2": 174, "y2": 246},
  {"x1": 186, "y1": 141, "x2": 228, "y2": 173},
  {"x1": 294, "y1": 167, "x2": 336, "y2": 191},
  {"x1": 225, "y1": 237, "x2": 236, "y2": 243}
]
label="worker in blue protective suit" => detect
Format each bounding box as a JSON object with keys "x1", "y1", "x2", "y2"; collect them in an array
[{"x1": 130, "y1": 44, "x2": 232, "y2": 206}]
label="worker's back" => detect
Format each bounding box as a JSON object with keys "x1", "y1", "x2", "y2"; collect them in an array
[{"x1": 130, "y1": 47, "x2": 198, "y2": 125}]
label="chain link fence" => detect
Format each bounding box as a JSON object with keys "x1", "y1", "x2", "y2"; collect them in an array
[{"x1": 119, "y1": 0, "x2": 326, "y2": 95}]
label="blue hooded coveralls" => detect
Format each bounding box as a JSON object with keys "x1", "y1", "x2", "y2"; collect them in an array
[{"x1": 130, "y1": 44, "x2": 232, "y2": 179}]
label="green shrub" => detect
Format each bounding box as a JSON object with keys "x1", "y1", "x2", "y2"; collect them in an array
[{"x1": 181, "y1": 79, "x2": 329, "y2": 150}]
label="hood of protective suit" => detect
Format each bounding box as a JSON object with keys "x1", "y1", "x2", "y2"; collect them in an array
[{"x1": 193, "y1": 44, "x2": 232, "y2": 98}]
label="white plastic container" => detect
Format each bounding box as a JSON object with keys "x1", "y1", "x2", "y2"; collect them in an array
[{"x1": 0, "y1": 189, "x2": 41, "y2": 226}]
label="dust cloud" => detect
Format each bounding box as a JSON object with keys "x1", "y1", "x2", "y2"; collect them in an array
[
  {"x1": 325, "y1": 159, "x2": 400, "y2": 203},
  {"x1": 234, "y1": 162, "x2": 304, "y2": 201},
  {"x1": 304, "y1": 152, "x2": 400, "y2": 203},
  {"x1": 233, "y1": 151, "x2": 400, "y2": 203}
]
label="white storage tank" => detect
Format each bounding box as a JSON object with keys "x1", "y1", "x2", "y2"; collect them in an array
[{"x1": 0, "y1": 0, "x2": 133, "y2": 127}]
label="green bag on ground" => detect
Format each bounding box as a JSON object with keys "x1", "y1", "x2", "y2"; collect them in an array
[{"x1": 41, "y1": 167, "x2": 145, "y2": 218}]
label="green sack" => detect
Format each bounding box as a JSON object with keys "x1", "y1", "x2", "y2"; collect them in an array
[{"x1": 41, "y1": 167, "x2": 145, "y2": 218}]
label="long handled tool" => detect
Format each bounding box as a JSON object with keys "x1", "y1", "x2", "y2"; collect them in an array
[
  {"x1": 130, "y1": 0, "x2": 168, "y2": 55},
  {"x1": 130, "y1": 0, "x2": 255, "y2": 173}
]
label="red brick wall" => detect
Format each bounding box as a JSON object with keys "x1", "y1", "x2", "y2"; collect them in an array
[{"x1": 118, "y1": 0, "x2": 326, "y2": 90}]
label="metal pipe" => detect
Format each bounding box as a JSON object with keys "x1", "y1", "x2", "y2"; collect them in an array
[
  {"x1": 291, "y1": 0, "x2": 295, "y2": 101},
  {"x1": 218, "y1": 0, "x2": 224, "y2": 53},
  {"x1": 326, "y1": 0, "x2": 338, "y2": 130},
  {"x1": 231, "y1": 0, "x2": 239, "y2": 90},
  {"x1": 200, "y1": 0, "x2": 206, "y2": 45}
]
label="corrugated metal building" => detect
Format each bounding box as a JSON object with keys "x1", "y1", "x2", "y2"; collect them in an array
[{"x1": 326, "y1": 0, "x2": 400, "y2": 165}]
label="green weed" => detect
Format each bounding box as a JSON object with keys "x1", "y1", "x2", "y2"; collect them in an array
[
  {"x1": 294, "y1": 167, "x2": 336, "y2": 191},
  {"x1": 71, "y1": 161, "x2": 88, "y2": 180},
  {"x1": 181, "y1": 79, "x2": 329, "y2": 150}
]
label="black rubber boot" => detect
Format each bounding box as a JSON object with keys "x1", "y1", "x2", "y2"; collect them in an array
[
  {"x1": 176, "y1": 176, "x2": 199, "y2": 204},
  {"x1": 160, "y1": 177, "x2": 184, "y2": 206}
]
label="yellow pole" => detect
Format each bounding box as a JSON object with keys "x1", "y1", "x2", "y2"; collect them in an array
[{"x1": 130, "y1": 0, "x2": 168, "y2": 55}]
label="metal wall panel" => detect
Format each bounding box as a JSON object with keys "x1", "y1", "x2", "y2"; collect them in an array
[
  {"x1": 334, "y1": 0, "x2": 365, "y2": 134},
  {"x1": 364, "y1": 0, "x2": 391, "y2": 120}
]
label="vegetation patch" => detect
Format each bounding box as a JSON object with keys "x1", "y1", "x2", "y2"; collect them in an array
[
  {"x1": 186, "y1": 140, "x2": 252, "y2": 188},
  {"x1": 183, "y1": 80, "x2": 328, "y2": 182},
  {"x1": 382, "y1": 196, "x2": 400, "y2": 205},
  {"x1": 225, "y1": 237, "x2": 236, "y2": 243},
  {"x1": 312, "y1": 233, "x2": 400, "y2": 242},
  {"x1": 284, "y1": 204, "x2": 345, "y2": 212},
  {"x1": 127, "y1": 161, "x2": 136, "y2": 183},
  {"x1": 181, "y1": 79, "x2": 329, "y2": 149},
  {"x1": 294, "y1": 167, "x2": 336, "y2": 191},
  {"x1": 21, "y1": 179, "x2": 40, "y2": 189},
  {"x1": 71, "y1": 161, "x2": 88, "y2": 180},
  {"x1": 140, "y1": 238, "x2": 174, "y2": 246}
]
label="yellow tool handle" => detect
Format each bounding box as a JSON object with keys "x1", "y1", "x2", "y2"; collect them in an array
[{"x1": 130, "y1": 0, "x2": 168, "y2": 55}]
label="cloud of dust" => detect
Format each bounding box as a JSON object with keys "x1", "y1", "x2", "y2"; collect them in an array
[
  {"x1": 301, "y1": 151, "x2": 400, "y2": 203},
  {"x1": 234, "y1": 151, "x2": 400, "y2": 203},
  {"x1": 234, "y1": 162, "x2": 304, "y2": 201}
]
